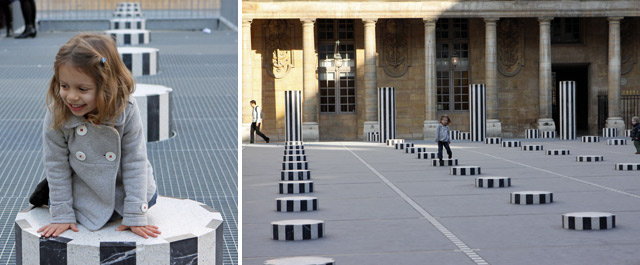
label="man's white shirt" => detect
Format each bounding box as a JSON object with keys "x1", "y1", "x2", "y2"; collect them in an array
[{"x1": 252, "y1": 105, "x2": 262, "y2": 124}]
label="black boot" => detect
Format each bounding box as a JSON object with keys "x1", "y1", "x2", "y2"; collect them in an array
[
  {"x1": 6, "y1": 25, "x2": 13, "y2": 37},
  {"x1": 15, "y1": 25, "x2": 36, "y2": 39}
]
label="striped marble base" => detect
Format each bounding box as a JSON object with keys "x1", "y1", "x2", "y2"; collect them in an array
[
  {"x1": 285, "y1": 141, "x2": 304, "y2": 146},
  {"x1": 110, "y1": 18, "x2": 146, "y2": 30},
  {"x1": 510, "y1": 191, "x2": 553, "y2": 205},
  {"x1": 431, "y1": 159, "x2": 458, "y2": 167},
  {"x1": 405, "y1": 147, "x2": 427, "y2": 154},
  {"x1": 541, "y1": 131, "x2": 556, "y2": 138},
  {"x1": 522, "y1": 144, "x2": 543, "y2": 151},
  {"x1": 475, "y1": 177, "x2": 510, "y2": 188},
  {"x1": 576, "y1": 155, "x2": 603, "y2": 162},
  {"x1": 395, "y1": 143, "x2": 414, "y2": 150},
  {"x1": 451, "y1": 166, "x2": 481, "y2": 175},
  {"x1": 117, "y1": 47, "x2": 159, "y2": 76},
  {"x1": 279, "y1": 181, "x2": 313, "y2": 194},
  {"x1": 265, "y1": 256, "x2": 335, "y2": 265},
  {"x1": 281, "y1": 170, "x2": 311, "y2": 181},
  {"x1": 283, "y1": 155, "x2": 306, "y2": 162},
  {"x1": 133, "y1": 84, "x2": 172, "y2": 142},
  {"x1": 607, "y1": 139, "x2": 627, "y2": 145},
  {"x1": 562, "y1": 212, "x2": 615, "y2": 230},
  {"x1": 625, "y1": 130, "x2": 632, "y2": 137},
  {"x1": 276, "y1": 197, "x2": 318, "y2": 212},
  {"x1": 526, "y1": 129, "x2": 540, "y2": 139},
  {"x1": 581, "y1": 136, "x2": 600, "y2": 143},
  {"x1": 546, "y1": 149, "x2": 570, "y2": 156},
  {"x1": 502, "y1": 141, "x2": 521, "y2": 148},
  {"x1": 459, "y1": 132, "x2": 470, "y2": 140},
  {"x1": 449, "y1": 130, "x2": 461, "y2": 140},
  {"x1": 284, "y1": 150, "x2": 305, "y2": 155},
  {"x1": 615, "y1": 163, "x2": 640, "y2": 171},
  {"x1": 602, "y1": 128, "x2": 617, "y2": 138},
  {"x1": 417, "y1": 152, "x2": 438, "y2": 159},
  {"x1": 282, "y1": 161, "x2": 308, "y2": 170},
  {"x1": 485, "y1": 137, "x2": 502, "y2": 144},
  {"x1": 106, "y1": 29, "x2": 150, "y2": 45},
  {"x1": 386, "y1": 139, "x2": 404, "y2": 146},
  {"x1": 284, "y1": 145, "x2": 304, "y2": 150},
  {"x1": 271, "y1": 220, "x2": 324, "y2": 240}
]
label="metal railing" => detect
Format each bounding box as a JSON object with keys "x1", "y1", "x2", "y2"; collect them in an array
[{"x1": 37, "y1": 0, "x2": 221, "y2": 20}]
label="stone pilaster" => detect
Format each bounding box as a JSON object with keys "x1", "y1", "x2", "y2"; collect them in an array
[
  {"x1": 242, "y1": 19, "x2": 253, "y2": 143},
  {"x1": 301, "y1": 18, "x2": 319, "y2": 141},
  {"x1": 537, "y1": 17, "x2": 556, "y2": 132},
  {"x1": 363, "y1": 19, "x2": 380, "y2": 139},
  {"x1": 423, "y1": 18, "x2": 439, "y2": 140},
  {"x1": 485, "y1": 17, "x2": 502, "y2": 137},
  {"x1": 606, "y1": 17, "x2": 625, "y2": 131}
]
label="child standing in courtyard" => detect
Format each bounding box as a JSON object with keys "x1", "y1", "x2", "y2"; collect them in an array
[
  {"x1": 632, "y1": 116, "x2": 640, "y2": 154},
  {"x1": 435, "y1": 115, "x2": 453, "y2": 161},
  {"x1": 37, "y1": 33, "x2": 160, "y2": 239}
]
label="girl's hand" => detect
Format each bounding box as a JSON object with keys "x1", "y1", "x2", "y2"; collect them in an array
[
  {"x1": 38, "y1": 223, "x2": 79, "y2": 238},
  {"x1": 116, "y1": 225, "x2": 161, "y2": 239}
]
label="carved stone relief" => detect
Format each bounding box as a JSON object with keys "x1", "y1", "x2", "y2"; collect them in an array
[
  {"x1": 263, "y1": 20, "x2": 294, "y2": 79},
  {"x1": 381, "y1": 19, "x2": 410, "y2": 78},
  {"x1": 621, "y1": 18, "x2": 637, "y2": 75},
  {"x1": 497, "y1": 18, "x2": 525, "y2": 77}
]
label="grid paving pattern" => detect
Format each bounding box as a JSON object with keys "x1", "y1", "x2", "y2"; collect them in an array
[{"x1": 0, "y1": 30, "x2": 237, "y2": 264}]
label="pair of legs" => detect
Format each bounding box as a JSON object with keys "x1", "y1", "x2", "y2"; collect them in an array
[
  {"x1": 0, "y1": 0, "x2": 13, "y2": 37},
  {"x1": 16, "y1": 0, "x2": 36, "y2": 38},
  {"x1": 634, "y1": 140, "x2": 640, "y2": 154},
  {"x1": 437, "y1": 141, "x2": 452, "y2": 160},
  {"x1": 250, "y1": 122, "x2": 269, "y2": 143}
]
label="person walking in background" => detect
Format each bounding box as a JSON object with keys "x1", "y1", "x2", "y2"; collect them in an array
[
  {"x1": 435, "y1": 115, "x2": 453, "y2": 161},
  {"x1": 250, "y1": 100, "x2": 269, "y2": 144},
  {"x1": 15, "y1": 0, "x2": 35, "y2": 38},
  {"x1": 0, "y1": 0, "x2": 14, "y2": 37},
  {"x1": 631, "y1": 116, "x2": 640, "y2": 154}
]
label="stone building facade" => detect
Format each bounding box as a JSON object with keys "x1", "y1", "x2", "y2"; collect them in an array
[{"x1": 242, "y1": 1, "x2": 640, "y2": 141}]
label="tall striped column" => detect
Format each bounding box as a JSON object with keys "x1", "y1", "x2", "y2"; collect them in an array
[
  {"x1": 285, "y1": 90, "x2": 303, "y2": 142},
  {"x1": 560, "y1": 81, "x2": 576, "y2": 140},
  {"x1": 378, "y1": 87, "x2": 396, "y2": 143},
  {"x1": 469, "y1": 84, "x2": 486, "y2": 142}
]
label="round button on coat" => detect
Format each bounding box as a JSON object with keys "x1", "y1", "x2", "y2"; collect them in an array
[
  {"x1": 105, "y1": 152, "x2": 116, "y2": 161},
  {"x1": 141, "y1": 203, "x2": 148, "y2": 213},
  {"x1": 75, "y1": 151, "x2": 86, "y2": 161},
  {"x1": 76, "y1": 125, "x2": 88, "y2": 136}
]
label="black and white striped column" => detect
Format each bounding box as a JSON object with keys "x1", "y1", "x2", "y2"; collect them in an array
[
  {"x1": 576, "y1": 155, "x2": 604, "y2": 162},
  {"x1": 560, "y1": 81, "x2": 576, "y2": 140},
  {"x1": 469, "y1": 84, "x2": 486, "y2": 142},
  {"x1": 449, "y1": 130, "x2": 460, "y2": 140},
  {"x1": 603, "y1": 128, "x2": 617, "y2": 138},
  {"x1": 432, "y1": 159, "x2": 458, "y2": 166},
  {"x1": 265, "y1": 257, "x2": 335, "y2": 265},
  {"x1": 485, "y1": 137, "x2": 502, "y2": 144},
  {"x1": 451, "y1": 166, "x2": 481, "y2": 175},
  {"x1": 283, "y1": 155, "x2": 306, "y2": 162},
  {"x1": 284, "y1": 91, "x2": 302, "y2": 142},
  {"x1": 386, "y1": 139, "x2": 404, "y2": 146},
  {"x1": 133, "y1": 84, "x2": 172, "y2": 142},
  {"x1": 546, "y1": 149, "x2": 570, "y2": 156},
  {"x1": 106, "y1": 29, "x2": 150, "y2": 45},
  {"x1": 460, "y1": 132, "x2": 470, "y2": 140},
  {"x1": 418, "y1": 152, "x2": 438, "y2": 159},
  {"x1": 541, "y1": 131, "x2": 556, "y2": 138},
  {"x1": 562, "y1": 212, "x2": 615, "y2": 230},
  {"x1": 607, "y1": 139, "x2": 627, "y2": 145},
  {"x1": 581, "y1": 136, "x2": 600, "y2": 142},
  {"x1": 279, "y1": 181, "x2": 313, "y2": 194},
  {"x1": 615, "y1": 163, "x2": 640, "y2": 171},
  {"x1": 282, "y1": 161, "x2": 308, "y2": 170},
  {"x1": 284, "y1": 149, "x2": 305, "y2": 155},
  {"x1": 395, "y1": 143, "x2": 414, "y2": 150},
  {"x1": 405, "y1": 147, "x2": 427, "y2": 154},
  {"x1": 502, "y1": 141, "x2": 521, "y2": 148},
  {"x1": 281, "y1": 170, "x2": 311, "y2": 181},
  {"x1": 272, "y1": 220, "x2": 324, "y2": 240},
  {"x1": 366, "y1": 132, "x2": 380, "y2": 142},
  {"x1": 526, "y1": 129, "x2": 539, "y2": 139},
  {"x1": 378, "y1": 87, "x2": 396, "y2": 143},
  {"x1": 475, "y1": 177, "x2": 510, "y2": 188},
  {"x1": 625, "y1": 130, "x2": 632, "y2": 137},
  {"x1": 276, "y1": 197, "x2": 318, "y2": 212},
  {"x1": 110, "y1": 18, "x2": 146, "y2": 30},
  {"x1": 511, "y1": 191, "x2": 553, "y2": 205},
  {"x1": 522, "y1": 144, "x2": 543, "y2": 151},
  {"x1": 117, "y1": 47, "x2": 158, "y2": 76}
]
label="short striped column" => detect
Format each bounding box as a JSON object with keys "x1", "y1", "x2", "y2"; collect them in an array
[
  {"x1": 265, "y1": 257, "x2": 335, "y2": 265},
  {"x1": 418, "y1": 152, "x2": 438, "y2": 159},
  {"x1": 272, "y1": 220, "x2": 324, "y2": 240},
  {"x1": 285, "y1": 91, "x2": 302, "y2": 142},
  {"x1": 405, "y1": 147, "x2": 427, "y2": 154},
  {"x1": 485, "y1": 137, "x2": 502, "y2": 144},
  {"x1": 526, "y1": 129, "x2": 540, "y2": 139},
  {"x1": 510, "y1": 191, "x2": 553, "y2": 205},
  {"x1": 106, "y1": 29, "x2": 150, "y2": 45},
  {"x1": 602, "y1": 128, "x2": 617, "y2": 138},
  {"x1": 133, "y1": 84, "x2": 172, "y2": 142},
  {"x1": 386, "y1": 139, "x2": 404, "y2": 146},
  {"x1": 522, "y1": 144, "x2": 543, "y2": 151},
  {"x1": 581, "y1": 136, "x2": 600, "y2": 142},
  {"x1": 366, "y1": 132, "x2": 380, "y2": 142},
  {"x1": 378, "y1": 87, "x2": 396, "y2": 143},
  {"x1": 562, "y1": 212, "x2": 615, "y2": 230},
  {"x1": 395, "y1": 143, "x2": 414, "y2": 150},
  {"x1": 560, "y1": 81, "x2": 576, "y2": 140},
  {"x1": 284, "y1": 145, "x2": 304, "y2": 150},
  {"x1": 541, "y1": 131, "x2": 556, "y2": 138},
  {"x1": 117, "y1": 47, "x2": 158, "y2": 76},
  {"x1": 475, "y1": 177, "x2": 510, "y2": 188},
  {"x1": 285, "y1": 141, "x2": 304, "y2": 146},
  {"x1": 615, "y1": 163, "x2": 640, "y2": 171},
  {"x1": 546, "y1": 149, "x2": 570, "y2": 156},
  {"x1": 283, "y1": 155, "x2": 306, "y2": 162},
  {"x1": 469, "y1": 84, "x2": 486, "y2": 142},
  {"x1": 281, "y1": 170, "x2": 311, "y2": 181},
  {"x1": 449, "y1": 130, "x2": 461, "y2": 140},
  {"x1": 607, "y1": 139, "x2": 627, "y2": 145},
  {"x1": 110, "y1": 18, "x2": 146, "y2": 30},
  {"x1": 502, "y1": 141, "x2": 521, "y2": 148},
  {"x1": 576, "y1": 155, "x2": 604, "y2": 162},
  {"x1": 282, "y1": 161, "x2": 308, "y2": 170},
  {"x1": 432, "y1": 159, "x2": 458, "y2": 166},
  {"x1": 625, "y1": 130, "x2": 632, "y2": 137},
  {"x1": 284, "y1": 149, "x2": 305, "y2": 155},
  {"x1": 451, "y1": 166, "x2": 481, "y2": 175},
  {"x1": 460, "y1": 132, "x2": 470, "y2": 140},
  {"x1": 279, "y1": 181, "x2": 313, "y2": 194},
  {"x1": 276, "y1": 197, "x2": 318, "y2": 212}
]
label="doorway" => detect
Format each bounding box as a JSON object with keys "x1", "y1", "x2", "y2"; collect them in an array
[{"x1": 552, "y1": 64, "x2": 589, "y2": 135}]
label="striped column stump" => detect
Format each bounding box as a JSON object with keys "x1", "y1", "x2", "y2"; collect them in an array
[
  {"x1": 115, "y1": 5, "x2": 141, "y2": 13},
  {"x1": 386, "y1": 139, "x2": 404, "y2": 146},
  {"x1": 502, "y1": 141, "x2": 521, "y2": 148},
  {"x1": 283, "y1": 155, "x2": 306, "y2": 162},
  {"x1": 281, "y1": 170, "x2": 311, "y2": 181},
  {"x1": 133, "y1": 84, "x2": 172, "y2": 142},
  {"x1": 285, "y1": 91, "x2": 302, "y2": 142},
  {"x1": 113, "y1": 11, "x2": 143, "y2": 17},
  {"x1": 417, "y1": 152, "x2": 438, "y2": 159},
  {"x1": 366, "y1": 132, "x2": 380, "y2": 142},
  {"x1": 284, "y1": 149, "x2": 305, "y2": 155},
  {"x1": 607, "y1": 139, "x2": 627, "y2": 145},
  {"x1": 562, "y1": 212, "x2": 615, "y2": 230},
  {"x1": 615, "y1": 163, "x2": 640, "y2": 171},
  {"x1": 576, "y1": 155, "x2": 604, "y2": 162},
  {"x1": 395, "y1": 143, "x2": 414, "y2": 150},
  {"x1": 459, "y1": 132, "x2": 471, "y2": 140},
  {"x1": 378, "y1": 87, "x2": 396, "y2": 143},
  {"x1": 117, "y1": 2, "x2": 140, "y2": 8},
  {"x1": 451, "y1": 166, "x2": 481, "y2": 175},
  {"x1": 117, "y1": 47, "x2": 158, "y2": 76},
  {"x1": 469, "y1": 84, "x2": 486, "y2": 142},
  {"x1": 285, "y1": 141, "x2": 304, "y2": 146},
  {"x1": 279, "y1": 181, "x2": 313, "y2": 194},
  {"x1": 106, "y1": 29, "x2": 149, "y2": 45},
  {"x1": 110, "y1": 18, "x2": 146, "y2": 30},
  {"x1": 522, "y1": 144, "x2": 543, "y2": 151},
  {"x1": 405, "y1": 147, "x2": 427, "y2": 154},
  {"x1": 449, "y1": 130, "x2": 461, "y2": 140},
  {"x1": 625, "y1": 130, "x2": 632, "y2": 137},
  {"x1": 282, "y1": 162, "x2": 308, "y2": 170},
  {"x1": 526, "y1": 129, "x2": 540, "y2": 139},
  {"x1": 272, "y1": 220, "x2": 324, "y2": 241},
  {"x1": 511, "y1": 191, "x2": 553, "y2": 205},
  {"x1": 546, "y1": 149, "x2": 570, "y2": 156},
  {"x1": 581, "y1": 136, "x2": 600, "y2": 143},
  {"x1": 265, "y1": 256, "x2": 335, "y2": 265},
  {"x1": 15, "y1": 196, "x2": 223, "y2": 264},
  {"x1": 560, "y1": 81, "x2": 576, "y2": 140},
  {"x1": 475, "y1": 177, "x2": 510, "y2": 188},
  {"x1": 602, "y1": 128, "x2": 617, "y2": 138},
  {"x1": 432, "y1": 159, "x2": 458, "y2": 167},
  {"x1": 541, "y1": 131, "x2": 556, "y2": 138},
  {"x1": 284, "y1": 145, "x2": 304, "y2": 150},
  {"x1": 276, "y1": 197, "x2": 318, "y2": 212},
  {"x1": 485, "y1": 137, "x2": 502, "y2": 144}
]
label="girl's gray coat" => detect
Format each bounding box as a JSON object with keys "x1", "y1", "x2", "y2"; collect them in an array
[{"x1": 43, "y1": 98, "x2": 157, "y2": 231}]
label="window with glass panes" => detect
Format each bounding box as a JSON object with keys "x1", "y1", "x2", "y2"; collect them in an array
[
  {"x1": 317, "y1": 19, "x2": 356, "y2": 113},
  {"x1": 551, "y1": 18, "x2": 581, "y2": 44},
  {"x1": 436, "y1": 18, "x2": 470, "y2": 111}
]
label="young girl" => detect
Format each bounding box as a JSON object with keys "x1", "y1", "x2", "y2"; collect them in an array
[
  {"x1": 37, "y1": 33, "x2": 159, "y2": 239},
  {"x1": 435, "y1": 115, "x2": 453, "y2": 161}
]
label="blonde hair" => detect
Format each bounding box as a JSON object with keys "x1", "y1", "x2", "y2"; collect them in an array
[
  {"x1": 47, "y1": 33, "x2": 135, "y2": 129},
  {"x1": 440, "y1": 115, "x2": 451, "y2": 125}
]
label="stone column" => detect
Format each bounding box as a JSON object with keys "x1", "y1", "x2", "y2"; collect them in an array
[
  {"x1": 242, "y1": 19, "x2": 253, "y2": 143},
  {"x1": 606, "y1": 17, "x2": 626, "y2": 131},
  {"x1": 423, "y1": 18, "x2": 439, "y2": 140},
  {"x1": 301, "y1": 18, "x2": 319, "y2": 141},
  {"x1": 537, "y1": 17, "x2": 556, "y2": 132},
  {"x1": 363, "y1": 19, "x2": 379, "y2": 139},
  {"x1": 485, "y1": 18, "x2": 502, "y2": 137}
]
